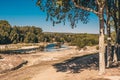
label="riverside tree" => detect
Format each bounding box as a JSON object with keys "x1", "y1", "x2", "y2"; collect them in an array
[
  {"x1": 0, "y1": 20, "x2": 11, "y2": 44},
  {"x1": 36, "y1": 0, "x2": 107, "y2": 74},
  {"x1": 104, "y1": 0, "x2": 120, "y2": 67},
  {"x1": 104, "y1": 0, "x2": 112, "y2": 68},
  {"x1": 0, "y1": 20, "x2": 43, "y2": 44},
  {"x1": 111, "y1": 0, "x2": 120, "y2": 64}
]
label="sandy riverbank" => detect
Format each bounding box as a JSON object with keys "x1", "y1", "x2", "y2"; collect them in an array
[{"x1": 0, "y1": 46, "x2": 120, "y2": 80}]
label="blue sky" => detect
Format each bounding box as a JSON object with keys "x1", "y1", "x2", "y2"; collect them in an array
[{"x1": 0, "y1": 0, "x2": 99, "y2": 33}]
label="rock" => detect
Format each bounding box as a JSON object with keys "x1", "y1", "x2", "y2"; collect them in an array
[{"x1": 0, "y1": 56, "x2": 27, "y2": 73}]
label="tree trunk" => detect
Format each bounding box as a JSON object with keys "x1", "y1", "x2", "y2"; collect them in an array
[
  {"x1": 113, "y1": 44, "x2": 118, "y2": 63},
  {"x1": 99, "y1": 12, "x2": 105, "y2": 75},
  {"x1": 105, "y1": 0, "x2": 112, "y2": 68},
  {"x1": 113, "y1": 0, "x2": 120, "y2": 64},
  {"x1": 106, "y1": 20, "x2": 112, "y2": 68},
  {"x1": 113, "y1": 31, "x2": 118, "y2": 63},
  {"x1": 72, "y1": 0, "x2": 106, "y2": 74}
]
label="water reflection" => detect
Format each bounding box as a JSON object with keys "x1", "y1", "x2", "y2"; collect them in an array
[{"x1": 44, "y1": 44, "x2": 68, "y2": 52}]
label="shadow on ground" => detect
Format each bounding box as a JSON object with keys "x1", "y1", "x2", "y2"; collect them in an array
[{"x1": 53, "y1": 53, "x2": 99, "y2": 73}]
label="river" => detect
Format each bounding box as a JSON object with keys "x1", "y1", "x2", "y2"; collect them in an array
[{"x1": 44, "y1": 43, "x2": 68, "y2": 52}]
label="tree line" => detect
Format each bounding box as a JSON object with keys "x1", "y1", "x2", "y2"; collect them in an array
[
  {"x1": 0, "y1": 20, "x2": 42, "y2": 44},
  {"x1": 0, "y1": 20, "x2": 99, "y2": 48},
  {"x1": 44, "y1": 32, "x2": 99, "y2": 47}
]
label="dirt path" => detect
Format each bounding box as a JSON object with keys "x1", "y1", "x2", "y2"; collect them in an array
[
  {"x1": 0, "y1": 46, "x2": 120, "y2": 80},
  {"x1": 31, "y1": 67, "x2": 66, "y2": 80},
  {"x1": 31, "y1": 66, "x2": 99, "y2": 80}
]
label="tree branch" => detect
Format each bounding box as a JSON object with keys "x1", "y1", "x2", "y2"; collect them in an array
[
  {"x1": 102, "y1": 1, "x2": 105, "y2": 9},
  {"x1": 72, "y1": 0, "x2": 98, "y2": 14},
  {"x1": 96, "y1": 0, "x2": 100, "y2": 6}
]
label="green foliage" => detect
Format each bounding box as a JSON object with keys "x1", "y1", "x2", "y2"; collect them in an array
[
  {"x1": 0, "y1": 20, "x2": 11, "y2": 44},
  {"x1": 44, "y1": 32, "x2": 99, "y2": 48},
  {"x1": 70, "y1": 33, "x2": 99, "y2": 48},
  {"x1": 0, "y1": 20, "x2": 43, "y2": 44},
  {"x1": 24, "y1": 32, "x2": 38, "y2": 43},
  {"x1": 0, "y1": 20, "x2": 99, "y2": 48},
  {"x1": 9, "y1": 26, "x2": 20, "y2": 44},
  {"x1": 36, "y1": 0, "x2": 93, "y2": 27}
]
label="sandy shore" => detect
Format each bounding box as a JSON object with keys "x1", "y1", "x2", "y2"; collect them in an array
[{"x1": 0, "y1": 46, "x2": 120, "y2": 80}]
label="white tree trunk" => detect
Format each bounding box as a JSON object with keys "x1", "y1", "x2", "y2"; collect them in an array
[
  {"x1": 99, "y1": 22, "x2": 105, "y2": 75},
  {"x1": 113, "y1": 46, "x2": 118, "y2": 63}
]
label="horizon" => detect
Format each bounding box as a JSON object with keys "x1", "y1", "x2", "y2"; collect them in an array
[{"x1": 0, "y1": 0, "x2": 99, "y2": 34}]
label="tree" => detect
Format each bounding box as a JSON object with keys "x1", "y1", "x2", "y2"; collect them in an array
[
  {"x1": 104, "y1": 0, "x2": 120, "y2": 67},
  {"x1": 24, "y1": 32, "x2": 38, "y2": 43},
  {"x1": 112, "y1": 0, "x2": 120, "y2": 64},
  {"x1": 104, "y1": 0, "x2": 112, "y2": 68},
  {"x1": 9, "y1": 26, "x2": 20, "y2": 43},
  {"x1": 37, "y1": 0, "x2": 107, "y2": 74},
  {"x1": 0, "y1": 20, "x2": 11, "y2": 44}
]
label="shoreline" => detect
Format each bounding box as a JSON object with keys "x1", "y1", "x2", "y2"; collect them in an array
[{"x1": 0, "y1": 46, "x2": 120, "y2": 80}]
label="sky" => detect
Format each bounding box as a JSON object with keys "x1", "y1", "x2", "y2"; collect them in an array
[{"x1": 0, "y1": 0, "x2": 99, "y2": 34}]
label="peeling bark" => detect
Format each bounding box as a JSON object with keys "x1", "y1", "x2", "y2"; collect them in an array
[{"x1": 99, "y1": 16, "x2": 105, "y2": 75}]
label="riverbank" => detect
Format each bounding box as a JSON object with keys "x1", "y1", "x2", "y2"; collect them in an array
[{"x1": 0, "y1": 46, "x2": 120, "y2": 80}]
